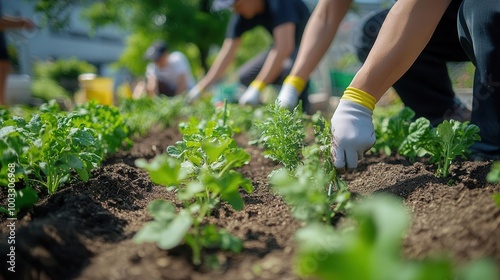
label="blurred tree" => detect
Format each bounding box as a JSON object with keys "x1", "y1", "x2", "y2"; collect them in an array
[{"x1": 30, "y1": 0, "x2": 230, "y2": 75}]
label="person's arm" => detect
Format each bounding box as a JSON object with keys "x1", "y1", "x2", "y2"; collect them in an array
[
  {"x1": 196, "y1": 38, "x2": 241, "y2": 91},
  {"x1": 290, "y1": 0, "x2": 352, "y2": 80},
  {"x1": 175, "y1": 73, "x2": 187, "y2": 95},
  {"x1": 350, "y1": 0, "x2": 453, "y2": 100},
  {"x1": 145, "y1": 74, "x2": 158, "y2": 97},
  {"x1": 0, "y1": 17, "x2": 34, "y2": 30},
  {"x1": 276, "y1": 0, "x2": 351, "y2": 109},
  {"x1": 331, "y1": 0, "x2": 453, "y2": 171},
  {"x1": 254, "y1": 22, "x2": 296, "y2": 84},
  {"x1": 239, "y1": 23, "x2": 296, "y2": 106}
]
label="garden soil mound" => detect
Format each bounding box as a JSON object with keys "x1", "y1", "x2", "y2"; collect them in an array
[{"x1": 1, "y1": 126, "x2": 499, "y2": 280}]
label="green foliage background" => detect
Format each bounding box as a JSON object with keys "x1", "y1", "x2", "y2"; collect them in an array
[{"x1": 31, "y1": 0, "x2": 272, "y2": 79}]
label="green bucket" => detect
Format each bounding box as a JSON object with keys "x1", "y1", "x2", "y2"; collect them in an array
[
  {"x1": 213, "y1": 83, "x2": 240, "y2": 103},
  {"x1": 330, "y1": 70, "x2": 355, "y2": 96}
]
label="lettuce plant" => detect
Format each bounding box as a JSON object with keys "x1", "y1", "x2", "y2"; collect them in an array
[
  {"x1": 423, "y1": 120, "x2": 480, "y2": 177},
  {"x1": 135, "y1": 105, "x2": 253, "y2": 265}
]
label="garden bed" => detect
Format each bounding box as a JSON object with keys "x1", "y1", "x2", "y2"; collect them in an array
[{"x1": 1, "y1": 124, "x2": 499, "y2": 280}]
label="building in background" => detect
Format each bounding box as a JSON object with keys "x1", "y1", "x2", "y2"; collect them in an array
[{"x1": 2, "y1": 1, "x2": 128, "y2": 77}]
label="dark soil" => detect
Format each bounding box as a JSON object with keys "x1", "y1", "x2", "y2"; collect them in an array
[{"x1": 1, "y1": 126, "x2": 499, "y2": 280}]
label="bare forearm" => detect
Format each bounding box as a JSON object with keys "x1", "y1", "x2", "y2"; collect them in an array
[
  {"x1": 350, "y1": 0, "x2": 452, "y2": 100},
  {"x1": 176, "y1": 75, "x2": 187, "y2": 94},
  {"x1": 255, "y1": 47, "x2": 292, "y2": 84},
  {"x1": 291, "y1": 0, "x2": 352, "y2": 80},
  {"x1": 198, "y1": 38, "x2": 240, "y2": 90},
  {"x1": 0, "y1": 17, "x2": 34, "y2": 30}
]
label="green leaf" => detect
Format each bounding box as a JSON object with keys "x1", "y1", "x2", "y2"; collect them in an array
[
  {"x1": 487, "y1": 162, "x2": 500, "y2": 183},
  {"x1": 58, "y1": 153, "x2": 85, "y2": 170},
  {"x1": 205, "y1": 170, "x2": 252, "y2": 211},
  {"x1": 0, "y1": 187, "x2": 39, "y2": 216},
  {"x1": 134, "y1": 201, "x2": 193, "y2": 250},
  {"x1": 155, "y1": 210, "x2": 193, "y2": 250},
  {"x1": 178, "y1": 182, "x2": 205, "y2": 201},
  {"x1": 457, "y1": 259, "x2": 499, "y2": 280},
  {"x1": 201, "y1": 137, "x2": 232, "y2": 164},
  {"x1": 492, "y1": 194, "x2": 500, "y2": 207},
  {"x1": 148, "y1": 199, "x2": 176, "y2": 222},
  {"x1": 200, "y1": 225, "x2": 243, "y2": 253},
  {"x1": 135, "y1": 155, "x2": 186, "y2": 186}
]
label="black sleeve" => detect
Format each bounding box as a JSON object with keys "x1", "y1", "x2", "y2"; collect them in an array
[
  {"x1": 225, "y1": 13, "x2": 258, "y2": 39},
  {"x1": 268, "y1": 0, "x2": 300, "y2": 30}
]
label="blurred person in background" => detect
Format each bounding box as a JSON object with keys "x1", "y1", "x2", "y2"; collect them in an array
[
  {"x1": 0, "y1": 9, "x2": 35, "y2": 106},
  {"x1": 186, "y1": 0, "x2": 312, "y2": 112},
  {"x1": 133, "y1": 41, "x2": 195, "y2": 98}
]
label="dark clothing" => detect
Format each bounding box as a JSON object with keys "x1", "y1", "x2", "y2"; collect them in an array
[
  {"x1": 157, "y1": 80, "x2": 176, "y2": 97},
  {"x1": 458, "y1": 0, "x2": 500, "y2": 157},
  {"x1": 225, "y1": 0, "x2": 311, "y2": 112},
  {"x1": 354, "y1": 0, "x2": 500, "y2": 158},
  {"x1": 238, "y1": 49, "x2": 310, "y2": 112},
  {"x1": 226, "y1": 0, "x2": 310, "y2": 47},
  {"x1": 0, "y1": 33, "x2": 7, "y2": 60}
]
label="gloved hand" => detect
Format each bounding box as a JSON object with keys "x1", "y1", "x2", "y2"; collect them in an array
[
  {"x1": 331, "y1": 87, "x2": 377, "y2": 171},
  {"x1": 186, "y1": 85, "x2": 202, "y2": 104},
  {"x1": 239, "y1": 80, "x2": 265, "y2": 106},
  {"x1": 277, "y1": 75, "x2": 306, "y2": 110}
]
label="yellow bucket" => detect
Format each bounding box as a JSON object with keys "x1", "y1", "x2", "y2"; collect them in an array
[{"x1": 79, "y1": 76, "x2": 114, "y2": 105}]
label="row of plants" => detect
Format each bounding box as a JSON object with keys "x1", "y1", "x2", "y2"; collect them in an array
[
  {"x1": 372, "y1": 107, "x2": 480, "y2": 177},
  {"x1": 0, "y1": 95, "x2": 223, "y2": 217},
  {"x1": 250, "y1": 103, "x2": 499, "y2": 280},
  {"x1": 134, "y1": 102, "x2": 255, "y2": 265},
  {"x1": 0, "y1": 100, "x2": 131, "y2": 215},
  {"x1": 2, "y1": 96, "x2": 499, "y2": 277}
]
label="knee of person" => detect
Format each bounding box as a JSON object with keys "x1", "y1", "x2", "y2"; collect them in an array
[
  {"x1": 238, "y1": 74, "x2": 253, "y2": 88},
  {"x1": 352, "y1": 9, "x2": 389, "y2": 62}
]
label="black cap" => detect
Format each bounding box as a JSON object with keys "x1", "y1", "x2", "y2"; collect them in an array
[
  {"x1": 145, "y1": 41, "x2": 169, "y2": 61},
  {"x1": 212, "y1": 0, "x2": 236, "y2": 12}
]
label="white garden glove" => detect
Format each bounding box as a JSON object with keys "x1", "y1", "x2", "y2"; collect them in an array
[
  {"x1": 239, "y1": 80, "x2": 265, "y2": 106},
  {"x1": 331, "y1": 87, "x2": 377, "y2": 171},
  {"x1": 186, "y1": 85, "x2": 202, "y2": 104},
  {"x1": 277, "y1": 75, "x2": 306, "y2": 110}
]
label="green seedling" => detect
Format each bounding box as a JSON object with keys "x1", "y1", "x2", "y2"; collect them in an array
[{"x1": 136, "y1": 104, "x2": 252, "y2": 265}]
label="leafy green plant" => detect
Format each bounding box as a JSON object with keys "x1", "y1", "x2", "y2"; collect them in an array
[
  {"x1": 397, "y1": 117, "x2": 433, "y2": 161},
  {"x1": 487, "y1": 162, "x2": 500, "y2": 183},
  {"x1": 422, "y1": 120, "x2": 480, "y2": 177},
  {"x1": 34, "y1": 57, "x2": 97, "y2": 81},
  {"x1": 31, "y1": 78, "x2": 71, "y2": 102},
  {"x1": 70, "y1": 100, "x2": 133, "y2": 158},
  {"x1": 119, "y1": 95, "x2": 185, "y2": 136},
  {"x1": 0, "y1": 187, "x2": 39, "y2": 217},
  {"x1": 255, "y1": 103, "x2": 305, "y2": 170},
  {"x1": 135, "y1": 105, "x2": 253, "y2": 265},
  {"x1": 268, "y1": 111, "x2": 351, "y2": 223},
  {"x1": 270, "y1": 147, "x2": 350, "y2": 223},
  {"x1": 372, "y1": 107, "x2": 416, "y2": 156},
  {"x1": 294, "y1": 194, "x2": 499, "y2": 280},
  {"x1": 487, "y1": 162, "x2": 500, "y2": 206},
  {"x1": 1, "y1": 100, "x2": 131, "y2": 195}
]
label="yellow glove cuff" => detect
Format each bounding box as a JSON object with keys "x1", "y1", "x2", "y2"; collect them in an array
[
  {"x1": 250, "y1": 80, "x2": 267, "y2": 91},
  {"x1": 283, "y1": 75, "x2": 306, "y2": 93},
  {"x1": 341, "y1": 86, "x2": 377, "y2": 111}
]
